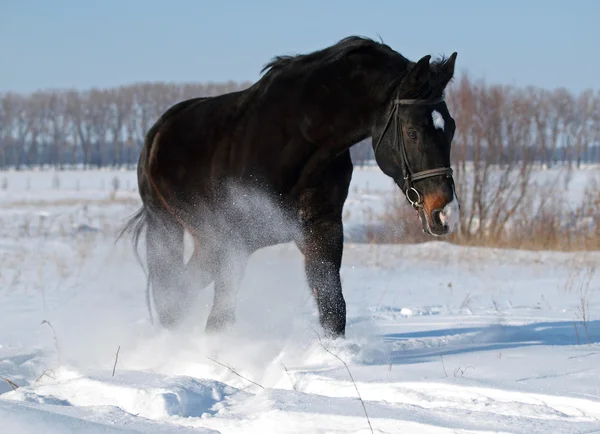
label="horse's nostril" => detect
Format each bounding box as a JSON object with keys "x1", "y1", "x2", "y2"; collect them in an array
[{"x1": 432, "y1": 209, "x2": 443, "y2": 227}]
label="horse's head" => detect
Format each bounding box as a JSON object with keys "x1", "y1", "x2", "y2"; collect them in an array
[{"x1": 372, "y1": 52, "x2": 459, "y2": 236}]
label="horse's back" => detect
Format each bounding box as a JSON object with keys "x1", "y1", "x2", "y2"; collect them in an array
[{"x1": 147, "y1": 89, "x2": 288, "y2": 187}]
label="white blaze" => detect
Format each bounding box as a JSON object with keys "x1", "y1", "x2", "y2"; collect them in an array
[
  {"x1": 439, "y1": 194, "x2": 460, "y2": 232},
  {"x1": 432, "y1": 110, "x2": 445, "y2": 131}
]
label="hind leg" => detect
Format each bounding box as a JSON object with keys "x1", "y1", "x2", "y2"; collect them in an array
[
  {"x1": 205, "y1": 242, "x2": 249, "y2": 333},
  {"x1": 183, "y1": 235, "x2": 215, "y2": 291},
  {"x1": 146, "y1": 214, "x2": 194, "y2": 328}
]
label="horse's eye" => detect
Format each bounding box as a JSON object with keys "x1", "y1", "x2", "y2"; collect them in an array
[{"x1": 407, "y1": 130, "x2": 418, "y2": 140}]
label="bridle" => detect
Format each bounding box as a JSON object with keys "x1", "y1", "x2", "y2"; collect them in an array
[{"x1": 373, "y1": 95, "x2": 454, "y2": 210}]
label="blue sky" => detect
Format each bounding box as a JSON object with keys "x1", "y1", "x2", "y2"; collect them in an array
[{"x1": 1, "y1": 0, "x2": 597, "y2": 93}]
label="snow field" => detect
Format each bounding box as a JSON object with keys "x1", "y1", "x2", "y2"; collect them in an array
[{"x1": 0, "y1": 166, "x2": 599, "y2": 433}]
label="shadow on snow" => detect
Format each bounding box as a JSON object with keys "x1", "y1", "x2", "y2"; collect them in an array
[{"x1": 362, "y1": 320, "x2": 600, "y2": 365}]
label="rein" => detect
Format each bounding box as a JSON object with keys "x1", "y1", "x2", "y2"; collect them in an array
[{"x1": 373, "y1": 96, "x2": 453, "y2": 209}]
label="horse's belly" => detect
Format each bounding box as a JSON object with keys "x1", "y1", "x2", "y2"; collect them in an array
[{"x1": 218, "y1": 196, "x2": 300, "y2": 248}]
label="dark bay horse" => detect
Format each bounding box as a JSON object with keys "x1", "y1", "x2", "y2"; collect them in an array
[{"x1": 121, "y1": 36, "x2": 460, "y2": 339}]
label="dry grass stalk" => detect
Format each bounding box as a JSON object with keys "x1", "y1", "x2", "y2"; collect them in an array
[
  {"x1": 41, "y1": 320, "x2": 61, "y2": 364},
  {"x1": 3, "y1": 377, "x2": 19, "y2": 390},
  {"x1": 112, "y1": 346, "x2": 121, "y2": 377},
  {"x1": 280, "y1": 362, "x2": 297, "y2": 391},
  {"x1": 313, "y1": 330, "x2": 373, "y2": 434},
  {"x1": 206, "y1": 356, "x2": 264, "y2": 390},
  {"x1": 440, "y1": 355, "x2": 448, "y2": 378}
]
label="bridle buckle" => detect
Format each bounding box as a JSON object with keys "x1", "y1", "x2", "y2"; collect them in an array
[{"x1": 405, "y1": 187, "x2": 422, "y2": 209}]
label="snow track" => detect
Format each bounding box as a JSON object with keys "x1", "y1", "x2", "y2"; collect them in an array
[{"x1": 3, "y1": 367, "x2": 599, "y2": 433}]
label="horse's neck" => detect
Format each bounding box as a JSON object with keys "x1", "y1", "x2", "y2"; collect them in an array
[{"x1": 301, "y1": 73, "x2": 393, "y2": 148}]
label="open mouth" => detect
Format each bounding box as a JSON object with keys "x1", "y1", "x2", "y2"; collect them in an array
[
  {"x1": 417, "y1": 198, "x2": 460, "y2": 237},
  {"x1": 418, "y1": 207, "x2": 447, "y2": 236}
]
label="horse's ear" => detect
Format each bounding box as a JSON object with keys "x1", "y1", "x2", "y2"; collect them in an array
[
  {"x1": 448, "y1": 52, "x2": 458, "y2": 72},
  {"x1": 411, "y1": 55, "x2": 431, "y2": 79},
  {"x1": 414, "y1": 54, "x2": 432, "y2": 73},
  {"x1": 438, "y1": 52, "x2": 458, "y2": 88},
  {"x1": 403, "y1": 55, "x2": 431, "y2": 92}
]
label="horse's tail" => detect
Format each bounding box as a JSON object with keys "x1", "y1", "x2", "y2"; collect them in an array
[
  {"x1": 117, "y1": 206, "x2": 148, "y2": 273},
  {"x1": 116, "y1": 97, "x2": 210, "y2": 325},
  {"x1": 117, "y1": 205, "x2": 153, "y2": 323}
]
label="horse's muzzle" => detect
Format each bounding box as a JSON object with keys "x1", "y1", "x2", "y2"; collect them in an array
[{"x1": 419, "y1": 191, "x2": 460, "y2": 236}]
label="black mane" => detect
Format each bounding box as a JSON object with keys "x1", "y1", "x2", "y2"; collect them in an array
[
  {"x1": 260, "y1": 36, "x2": 405, "y2": 75},
  {"x1": 259, "y1": 35, "x2": 452, "y2": 100}
]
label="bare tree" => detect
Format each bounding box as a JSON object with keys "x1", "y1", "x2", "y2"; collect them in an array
[
  {"x1": 12, "y1": 94, "x2": 33, "y2": 170},
  {"x1": 67, "y1": 90, "x2": 94, "y2": 168},
  {"x1": 591, "y1": 90, "x2": 600, "y2": 163},
  {"x1": 104, "y1": 87, "x2": 131, "y2": 168},
  {"x1": 488, "y1": 87, "x2": 537, "y2": 241},
  {"x1": 25, "y1": 91, "x2": 52, "y2": 167},
  {"x1": 46, "y1": 91, "x2": 71, "y2": 169},
  {"x1": 129, "y1": 83, "x2": 157, "y2": 161},
  {"x1": 448, "y1": 77, "x2": 538, "y2": 243},
  {"x1": 88, "y1": 88, "x2": 113, "y2": 167},
  {"x1": 0, "y1": 93, "x2": 16, "y2": 168},
  {"x1": 573, "y1": 90, "x2": 596, "y2": 167}
]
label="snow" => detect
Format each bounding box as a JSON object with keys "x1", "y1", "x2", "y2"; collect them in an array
[
  {"x1": 1, "y1": 166, "x2": 600, "y2": 433},
  {"x1": 440, "y1": 193, "x2": 460, "y2": 232}
]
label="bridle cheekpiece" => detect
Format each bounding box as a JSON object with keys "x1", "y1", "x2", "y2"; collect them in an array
[{"x1": 373, "y1": 95, "x2": 454, "y2": 209}]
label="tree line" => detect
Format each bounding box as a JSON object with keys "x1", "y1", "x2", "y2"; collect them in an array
[
  {"x1": 0, "y1": 81, "x2": 251, "y2": 170},
  {"x1": 1, "y1": 75, "x2": 599, "y2": 170}
]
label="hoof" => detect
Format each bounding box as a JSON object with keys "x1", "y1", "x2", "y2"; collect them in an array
[{"x1": 205, "y1": 310, "x2": 235, "y2": 333}]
